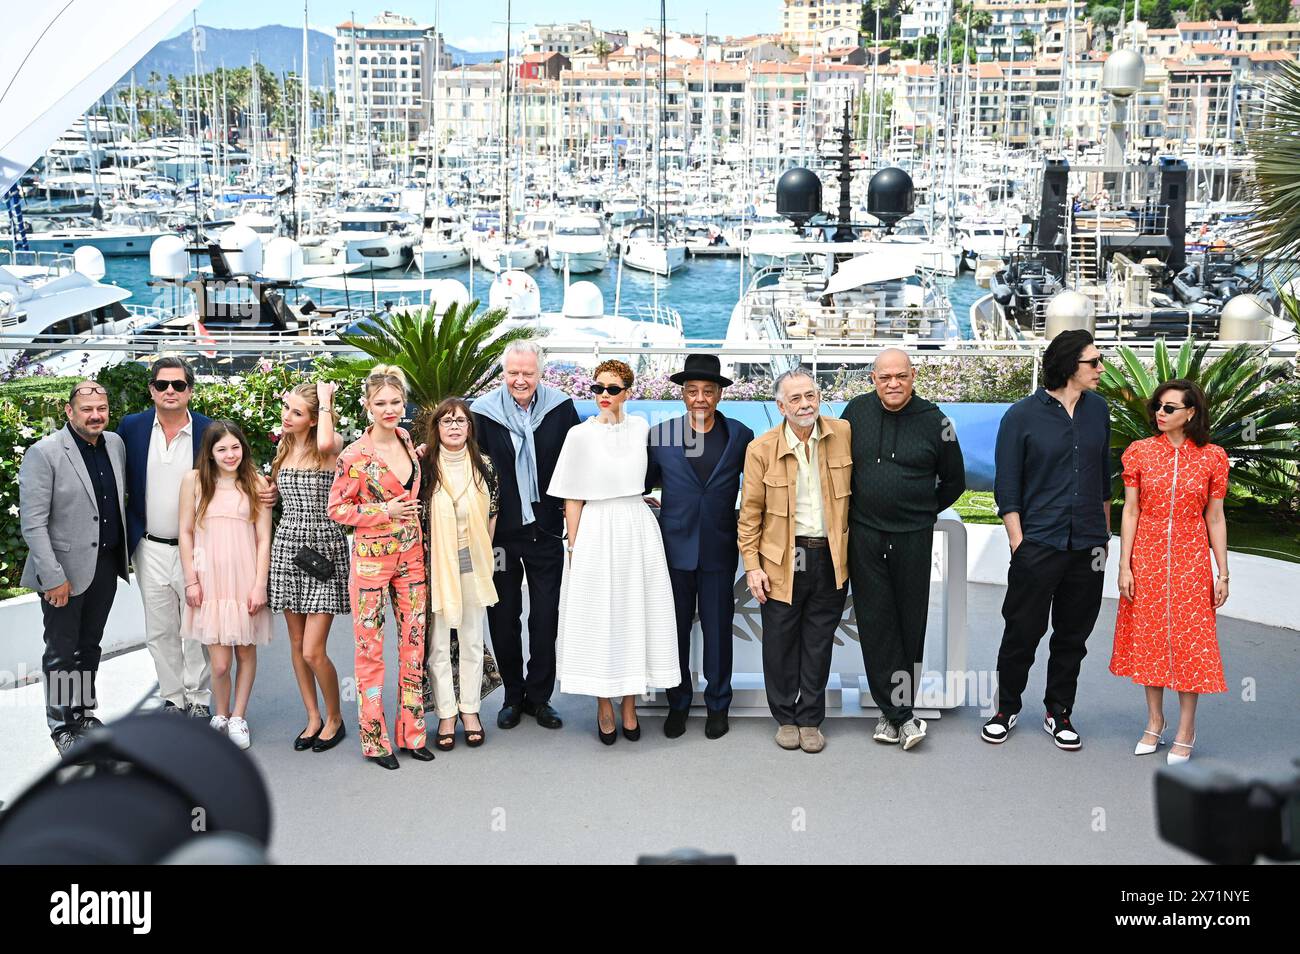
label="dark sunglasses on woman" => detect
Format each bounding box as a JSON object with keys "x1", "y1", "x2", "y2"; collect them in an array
[
  {"x1": 150, "y1": 379, "x2": 190, "y2": 392},
  {"x1": 590, "y1": 383, "x2": 627, "y2": 396},
  {"x1": 1154, "y1": 402, "x2": 1187, "y2": 415}
]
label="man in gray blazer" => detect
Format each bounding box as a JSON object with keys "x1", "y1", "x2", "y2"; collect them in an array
[{"x1": 20, "y1": 380, "x2": 129, "y2": 754}]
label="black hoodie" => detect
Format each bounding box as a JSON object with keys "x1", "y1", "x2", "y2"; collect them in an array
[{"x1": 840, "y1": 391, "x2": 966, "y2": 532}]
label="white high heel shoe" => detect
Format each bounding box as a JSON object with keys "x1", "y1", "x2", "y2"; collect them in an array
[
  {"x1": 1168, "y1": 736, "x2": 1195, "y2": 765},
  {"x1": 1134, "y1": 722, "x2": 1167, "y2": 756}
]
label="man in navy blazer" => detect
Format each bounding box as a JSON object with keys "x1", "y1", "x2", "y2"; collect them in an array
[
  {"x1": 645, "y1": 354, "x2": 753, "y2": 740},
  {"x1": 118, "y1": 357, "x2": 215, "y2": 717}
]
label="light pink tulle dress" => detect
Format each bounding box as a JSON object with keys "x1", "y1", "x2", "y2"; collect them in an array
[{"x1": 182, "y1": 481, "x2": 272, "y2": 647}]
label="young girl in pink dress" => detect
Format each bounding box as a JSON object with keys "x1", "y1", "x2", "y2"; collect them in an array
[{"x1": 179, "y1": 421, "x2": 273, "y2": 750}]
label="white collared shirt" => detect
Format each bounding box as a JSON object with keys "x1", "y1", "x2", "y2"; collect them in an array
[
  {"x1": 784, "y1": 420, "x2": 825, "y2": 538},
  {"x1": 145, "y1": 411, "x2": 194, "y2": 538}
]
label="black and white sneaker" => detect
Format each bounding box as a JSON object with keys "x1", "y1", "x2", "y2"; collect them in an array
[
  {"x1": 981, "y1": 711, "x2": 1017, "y2": 744},
  {"x1": 1044, "y1": 713, "x2": 1082, "y2": 751}
]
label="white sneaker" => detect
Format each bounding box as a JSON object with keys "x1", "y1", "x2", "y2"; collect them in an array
[
  {"x1": 209, "y1": 714, "x2": 229, "y2": 734},
  {"x1": 899, "y1": 718, "x2": 928, "y2": 751},
  {"x1": 227, "y1": 717, "x2": 251, "y2": 750}
]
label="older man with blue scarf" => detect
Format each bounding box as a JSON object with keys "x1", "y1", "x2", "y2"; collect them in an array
[{"x1": 473, "y1": 341, "x2": 580, "y2": 730}]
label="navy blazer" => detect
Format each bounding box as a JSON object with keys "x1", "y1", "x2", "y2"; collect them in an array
[
  {"x1": 645, "y1": 411, "x2": 754, "y2": 573},
  {"x1": 118, "y1": 408, "x2": 213, "y2": 554}
]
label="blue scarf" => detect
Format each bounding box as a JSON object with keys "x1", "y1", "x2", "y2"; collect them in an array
[{"x1": 473, "y1": 383, "x2": 569, "y2": 524}]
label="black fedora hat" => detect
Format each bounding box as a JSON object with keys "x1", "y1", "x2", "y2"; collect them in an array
[{"x1": 670, "y1": 353, "x2": 733, "y2": 388}]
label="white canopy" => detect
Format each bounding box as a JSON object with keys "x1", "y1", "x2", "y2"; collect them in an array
[
  {"x1": 822, "y1": 253, "x2": 920, "y2": 296},
  {"x1": 0, "y1": 0, "x2": 199, "y2": 195}
]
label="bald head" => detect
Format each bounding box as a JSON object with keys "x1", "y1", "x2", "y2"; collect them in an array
[
  {"x1": 65, "y1": 379, "x2": 110, "y2": 442},
  {"x1": 872, "y1": 349, "x2": 916, "y2": 412}
]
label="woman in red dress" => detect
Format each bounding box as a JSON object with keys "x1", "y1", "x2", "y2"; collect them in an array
[{"x1": 1111, "y1": 379, "x2": 1229, "y2": 765}]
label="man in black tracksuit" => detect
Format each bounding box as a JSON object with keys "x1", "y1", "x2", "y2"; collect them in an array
[{"x1": 841, "y1": 349, "x2": 965, "y2": 750}]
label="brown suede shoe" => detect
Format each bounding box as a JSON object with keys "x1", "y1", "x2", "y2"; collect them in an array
[
  {"x1": 775, "y1": 725, "x2": 800, "y2": 750},
  {"x1": 799, "y1": 726, "x2": 826, "y2": 753}
]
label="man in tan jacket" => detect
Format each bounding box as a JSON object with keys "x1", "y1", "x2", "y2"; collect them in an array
[{"x1": 738, "y1": 368, "x2": 852, "y2": 753}]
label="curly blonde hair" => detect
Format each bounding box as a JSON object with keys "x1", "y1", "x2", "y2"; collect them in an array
[{"x1": 593, "y1": 359, "x2": 634, "y2": 388}]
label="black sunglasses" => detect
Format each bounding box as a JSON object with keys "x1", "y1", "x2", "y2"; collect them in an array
[
  {"x1": 590, "y1": 383, "x2": 627, "y2": 396},
  {"x1": 150, "y1": 379, "x2": 191, "y2": 393},
  {"x1": 1154, "y1": 402, "x2": 1187, "y2": 415},
  {"x1": 1078, "y1": 357, "x2": 1105, "y2": 369}
]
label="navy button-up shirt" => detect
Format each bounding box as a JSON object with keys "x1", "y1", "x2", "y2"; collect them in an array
[
  {"x1": 69, "y1": 426, "x2": 123, "y2": 552},
  {"x1": 994, "y1": 388, "x2": 1111, "y2": 551}
]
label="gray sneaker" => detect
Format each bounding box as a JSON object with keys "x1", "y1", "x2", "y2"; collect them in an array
[
  {"x1": 186, "y1": 703, "x2": 211, "y2": 720},
  {"x1": 899, "y1": 717, "x2": 928, "y2": 750},
  {"x1": 872, "y1": 716, "x2": 900, "y2": 744}
]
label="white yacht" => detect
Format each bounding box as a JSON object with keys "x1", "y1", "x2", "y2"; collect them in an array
[
  {"x1": 546, "y1": 214, "x2": 608, "y2": 274},
  {"x1": 0, "y1": 249, "x2": 168, "y2": 375},
  {"x1": 416, "y1": 215, "x2": 470, "y2": 272},
  {"x1": 489, "y1": 271, "x2": 684, "y2": 376},
  {"x1": 620, "y1": 222, "x2": 686, "y2": 277},
  {"x1": 22, "y1": 208, "x2": 172, "y2": 257},
  {"x1": 723, "y1": 239, "x2": 958, "y2": 379},
  {"x1": 314, "y1": 210, "x2": 415, "y2": 270}
]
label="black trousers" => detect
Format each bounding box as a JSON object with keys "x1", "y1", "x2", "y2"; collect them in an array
[
  {"x1": 486, "y1": 525, "x2": 564, "y2": 707},
  {"x1": 995, "y1": 540, "x2": 1105, "y2": 718},
  {"x1": 850, "y1": 525, "x2": 934, "y2": 726},
  {"x1": 42, "y1": 548, "x2": 120, "y2": 734},
  {"x1": 666, "y1": 567, "x2": 735, "y2": 713},
  {"x1": 759, "y1": 547, "x2": 847, "y2": 727}
]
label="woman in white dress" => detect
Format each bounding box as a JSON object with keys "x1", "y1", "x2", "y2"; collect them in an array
[{"x1": 549, "y1": 359, "x2": 680, "y2": 745}]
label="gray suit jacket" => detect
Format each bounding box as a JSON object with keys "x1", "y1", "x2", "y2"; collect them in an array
[{"x1": 20, "y1": 426, "x2": 129, "y2": 596}]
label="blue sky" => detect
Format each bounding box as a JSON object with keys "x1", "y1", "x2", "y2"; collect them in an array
[{"x1": 182, "y1": 0, "x2": 781, "y2": 51}]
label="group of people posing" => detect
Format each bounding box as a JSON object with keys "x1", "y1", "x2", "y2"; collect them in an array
[{"x1": 20, "y1": 327, "x2": 1230, "y2": 768}]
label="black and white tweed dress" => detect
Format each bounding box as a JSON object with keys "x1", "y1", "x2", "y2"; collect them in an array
[{"x1": 269, "y1": 467, "x2": 352, "y2": 615}]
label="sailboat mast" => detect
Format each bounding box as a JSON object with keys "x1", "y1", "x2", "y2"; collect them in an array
[
  {"x1": 658, "y1": 0, "x2": 666, "y2": 244},
  {"x1": 502, "y1": 0, "x2": 512, "y2": 240},
  {"x1": 302, "y1": 1, "x2": 310, "y2": 157}
]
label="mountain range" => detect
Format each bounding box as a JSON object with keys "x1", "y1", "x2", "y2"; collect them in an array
[{"x1": 115, "y1": 24, "x2": 503, "y2": 87}]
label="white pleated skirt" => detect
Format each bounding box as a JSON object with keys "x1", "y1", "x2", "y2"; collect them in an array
[{"x1": 556, "y1": 495, "x2": 680, "y2": 698}]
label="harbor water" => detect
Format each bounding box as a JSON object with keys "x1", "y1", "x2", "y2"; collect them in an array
[{"x1": 103, "y1": 255, "x2": 981, "y2": 340}]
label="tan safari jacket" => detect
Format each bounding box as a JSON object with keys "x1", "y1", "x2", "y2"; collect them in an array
[{"x1": 737, "y1": 415, "x2": 852, "y2": 605}]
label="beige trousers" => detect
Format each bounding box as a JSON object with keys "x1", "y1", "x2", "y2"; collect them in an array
[
  {"x1": 135, "y1": 538, "x2": 211, "y2": 707},
  {"x1": 428, "y1": 569, "x2": 486, "y2": 718}
]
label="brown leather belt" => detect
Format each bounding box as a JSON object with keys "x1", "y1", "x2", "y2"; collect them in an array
[{"x1": 795, "y1": 536, "x2": 828, "y2": 549}]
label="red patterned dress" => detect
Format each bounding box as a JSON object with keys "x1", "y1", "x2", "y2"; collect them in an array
[{"x1": 1110, "y1": 435, "x2": 1229, "y2": 693}]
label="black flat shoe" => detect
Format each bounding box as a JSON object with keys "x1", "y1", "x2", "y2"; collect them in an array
[
  {"x1": 399, "y1": 746, "x2": 436, "y2": 761},
  {"x1": 368, "y1": 752, "x2": 400, "y2": 770},
  {"x1": 664, "y1": 708, "x2": 688, "y2": 738},
  {"x1": 312, "y1": 721, "x2": 346, "y2": 753},
  {"x1": 294, "y1": 721, "x2": 324, "y2": 751},
  {"x1": 497, "y1": 704, "x2": 523, "y2": 729},
  {"x1": 524, "y1": 700, "x2": 563, "y2": 729}
]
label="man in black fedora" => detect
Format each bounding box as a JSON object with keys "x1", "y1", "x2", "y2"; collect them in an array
[{"x1": 645, "y1": 355, "x2": 754, "y2": 739}]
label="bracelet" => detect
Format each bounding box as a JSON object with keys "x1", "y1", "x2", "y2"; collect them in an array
[{"x1": 1218, "y1": 574, "x2": 1230, "y2": 582}]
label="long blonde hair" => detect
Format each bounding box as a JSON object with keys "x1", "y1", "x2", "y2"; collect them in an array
[
  {"x1": 196, "y1": 421, "x2": 261, "y2": 528},
  {"x1": 272, "y1": 382, "x2": 332, "y2": 479}
]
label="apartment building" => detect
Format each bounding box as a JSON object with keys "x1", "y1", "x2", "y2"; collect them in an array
[
  {"x1": 900, "y1": 0, "x2": 949, "y2": 41},
  {"x1": 781, "y1": 0, "x2": 864, "y2": 49},
  {"x1": 1163, "y1": 60, "x2": 1235, "y2": 150},
  {"x1": 973, "y1": 2, "x2": 1070, "y2": 62},
  {"x1": 522, "y1": 21, "x2": 612, "y2": 57},
  {"x1": 335, "y1": 12, "x2": 452, "y2": 139}
]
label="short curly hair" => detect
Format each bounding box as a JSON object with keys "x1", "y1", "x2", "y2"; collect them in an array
[{"x1": 592, "y1": 359, "x2": 634, "y2": 388}]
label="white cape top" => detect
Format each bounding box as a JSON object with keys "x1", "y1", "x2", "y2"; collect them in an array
[{"x1": 547, "y1": 415, "x2": 650, "y2": 502}]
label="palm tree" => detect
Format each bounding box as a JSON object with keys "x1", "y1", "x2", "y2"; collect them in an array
[
  {"x1": 1097, "y1": 337, "x2": 1300, "y2": 499},
  {"x1": 336, "y1": 302, "x2": 537, "y2": 427},
  {"x1": 592, "y1": 38, "x2": 613, "y2": 67},
  {"x1": 1243, "y1": 60, "x2": 1300, "y2": 277}
]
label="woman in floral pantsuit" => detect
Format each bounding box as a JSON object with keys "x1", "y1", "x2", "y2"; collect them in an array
[{"x1": 328, "y1": 365, "x2": 435, "y2": 770}]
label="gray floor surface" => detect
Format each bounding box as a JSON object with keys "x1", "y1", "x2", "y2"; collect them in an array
[{"x1": 2, "y1": 583, "x2": 1296, "y2": 864}]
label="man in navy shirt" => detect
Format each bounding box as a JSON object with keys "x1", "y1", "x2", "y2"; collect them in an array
[{"x1": 985, "y1": 330, "x2": 1112, "y2": 751}]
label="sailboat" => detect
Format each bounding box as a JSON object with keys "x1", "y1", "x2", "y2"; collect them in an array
[
  {"x1": 414, "y1": 3, "x2": 470, "y2": 272},
  {"x1": 620, "y1": 0, "x2": 686, "y2": 277},
  {"x1": 477, "y1": 0, "x2": 540, "y2": 273}
]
